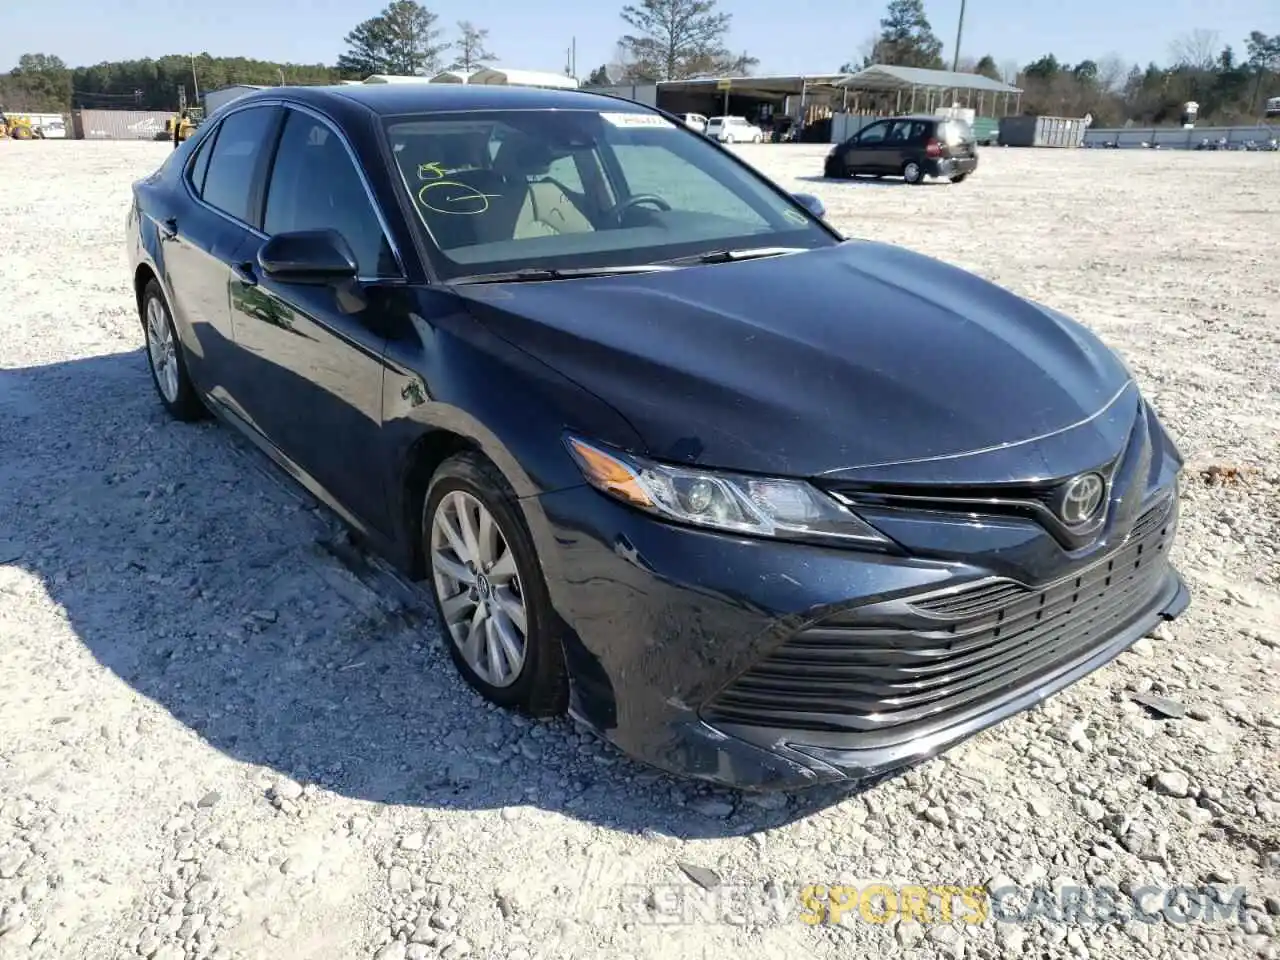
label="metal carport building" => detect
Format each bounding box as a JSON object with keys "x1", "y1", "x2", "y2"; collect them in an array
[{"x1": 838, "y1": 65, "x2": 1022, "y2": 119}]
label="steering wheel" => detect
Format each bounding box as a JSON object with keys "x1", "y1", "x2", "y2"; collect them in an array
[{"x1": 606, "y1": 193, "x2": 672, "y2": 226}]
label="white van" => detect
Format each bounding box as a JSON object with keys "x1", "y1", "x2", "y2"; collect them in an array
[
  {"x1": 679, "y1": 113, "x2": 708, "y2": 134},
  {"x1": 705, "y1": 116, "x2": 764, "y2": 143}
]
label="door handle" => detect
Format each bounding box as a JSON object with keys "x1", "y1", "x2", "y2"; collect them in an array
[
  {"x1": 157, "y1": 216, "x2": 178, "y2": 240},
  {"x1": 230, "y1": 261, "x2": 257, "y2": 286}
]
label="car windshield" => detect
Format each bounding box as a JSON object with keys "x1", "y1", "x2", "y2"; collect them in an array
[{"x1": 384, "y1": 108, "x2": 834, "y2": 280}]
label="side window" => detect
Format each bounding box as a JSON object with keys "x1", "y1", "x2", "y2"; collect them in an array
[
  {"x1": 201, "y1": 107, "x2": 276, "y2": 223},
  {"x1": 263, "y1": 109, "x2": 398, "y2": 278},
  {"x1": 910, "y1": 121, "x2": 930, "y2": 141},
  {"x1": 857, "y1": 122, "x2": 889, "y2": 144},
  {"x1": 544, "y1": 154, "x2": 584, "y2": 193},
  {"x1": 187, "y1": 128, "x2": 215, "y2": 195}
]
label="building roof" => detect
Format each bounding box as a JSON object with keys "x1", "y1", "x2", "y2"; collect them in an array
[
  {"x1": 653, "y1": 74, "x2": 850, "y2": 97},
  {"x1": 205, "y1": 84, "x2": 268, "y2": 94},
  {"x1": 267, "y1": 82, "x2": 639, "y2": 116},
  {"x1": 841, "y1": 65, "x2": 1021, "y2": 94}
]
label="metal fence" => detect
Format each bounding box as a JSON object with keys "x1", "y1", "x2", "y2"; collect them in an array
[{"x1": 1083, "y1": 124, "x2": 1279, "y2": 149}]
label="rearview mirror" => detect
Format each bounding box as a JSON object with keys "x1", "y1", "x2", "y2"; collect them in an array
[
  {"x1": 257, "y1": 230, "x2": 359, "y2": 284},
  {"x1": 792, "y1": 192, "x2": 826, "y2": 220}
]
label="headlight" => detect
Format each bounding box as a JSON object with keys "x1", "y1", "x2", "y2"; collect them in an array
[{"x1": 564, "y1": 436, "x2": 890, "y2": 547}]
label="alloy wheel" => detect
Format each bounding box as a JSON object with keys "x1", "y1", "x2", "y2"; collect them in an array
[
  {"x1": 146, "y1": 297, "x2": 180, "y2": 403},
  {"x1": 430, "y1": 489, "x2": 528, "y2": 688}
]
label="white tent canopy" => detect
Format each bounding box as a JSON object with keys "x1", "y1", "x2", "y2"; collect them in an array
[
  {"x1": 364, "y1": 68, "x2": 578, "y2": 90},
  {"x1": 466, "y1": 68, "x2": 578, "y2": 90}
]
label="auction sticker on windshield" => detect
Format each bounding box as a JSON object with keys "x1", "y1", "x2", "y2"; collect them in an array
[{"x1": 600, "y1": 112, "x2": 676, "y2": 128}]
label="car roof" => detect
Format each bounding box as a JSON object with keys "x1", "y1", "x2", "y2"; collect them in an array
[
  {"x1": 230, "y1": 83, "x2": 651, "y2": 117},
  {"x1": 871, "y1": 114, "x2": 946, "y2": 123}
]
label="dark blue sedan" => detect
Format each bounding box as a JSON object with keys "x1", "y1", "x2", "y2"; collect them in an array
[{"x1": 127, "y1": 83, "x2": 1189, "y2": 790}]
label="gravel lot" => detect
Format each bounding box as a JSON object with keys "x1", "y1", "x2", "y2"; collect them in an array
[{"x1": 1, "y1": 140, "x2": 1278, "y2": 960}]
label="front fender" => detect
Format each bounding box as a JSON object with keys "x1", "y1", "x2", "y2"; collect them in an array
[{"x1": 380, "y1": 292, "x2": 647, "y2": 574}]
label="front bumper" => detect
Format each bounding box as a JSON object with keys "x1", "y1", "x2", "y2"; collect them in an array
[{"x1": 530, "y1": 470, "x2": 1188, "y2": 791}]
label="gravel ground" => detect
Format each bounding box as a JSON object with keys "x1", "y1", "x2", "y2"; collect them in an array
[{"x1": 1, "y1": 140, "x2": 1278, "y2": 960}]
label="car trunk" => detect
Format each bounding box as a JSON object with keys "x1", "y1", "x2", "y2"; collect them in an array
[{"x1": 941, "y1": 120, "x2": 976, "y2": 158}]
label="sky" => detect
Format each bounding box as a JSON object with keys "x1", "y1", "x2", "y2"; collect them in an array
[{"x1": 1, "y1": 0, "x2": 1275, "y2": 79}]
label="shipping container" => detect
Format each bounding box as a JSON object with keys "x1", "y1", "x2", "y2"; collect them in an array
[
  {"x1": 72, "y1": 109, "x2": 174, "y2": 141},
  {"x1": 998, "y1": 115, "x2": 1088, "y2": 148}
]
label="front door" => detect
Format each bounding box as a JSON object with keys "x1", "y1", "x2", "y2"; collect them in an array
[
  {"x1": 845, "y1": 119, "x2": 891, "y2": 173},
  {"x1": 229, "y1": 106, "x2": 403, "y2": 537}
]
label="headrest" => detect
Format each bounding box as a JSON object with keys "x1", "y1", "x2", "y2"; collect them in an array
[{"x1": 492, "y1": 135, "x2": 556, "y2": 177}]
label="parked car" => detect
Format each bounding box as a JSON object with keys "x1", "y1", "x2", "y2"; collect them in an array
[
  {"x1": 128, "y1": 84, "x2": 1188, "y2": 790},
  {"x1": 678, "y1": 112, "x2": 708, "y2": 134},
  {"x1": 825, "y1": 114, "x2": 979, "y2": 184},
  {"x1": 706, "y1": 115, "x2": 764, "y2": 143}
]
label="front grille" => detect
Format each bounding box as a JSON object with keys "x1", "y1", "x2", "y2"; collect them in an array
[{"x1": 703, "y1": 495, "x2": 1177, "y2": 737}]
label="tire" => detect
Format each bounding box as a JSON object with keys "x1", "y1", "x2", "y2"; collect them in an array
[
  {"x1": 823, "y1": 159, "x2": 842, "y2": 178},
  {"x1": 950, "y1": 173, "x2": 969, "y2": 184},
  {"x1": 141, "y1": 279, "x2": 205, "y2": 421},
  {"x1": 752, "y1": 134, "x2": 762, "y2": 143},
  {"x1": 11, "y1": 125, "x2": 33, "y2": 141},
  {"x1": 902, "y1": 161, "x2": 924, "y2": 184},
  {"x1": 724, "y1": 134, "x2": 735, "y2": 144},
  {"x1": 424, "y1": 452, "x2": 569, "y2": 718}
]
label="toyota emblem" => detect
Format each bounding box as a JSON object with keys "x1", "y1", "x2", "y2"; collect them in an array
[{"x1": 1059, "y1": 473, "x2": 1106, "y2": 526}]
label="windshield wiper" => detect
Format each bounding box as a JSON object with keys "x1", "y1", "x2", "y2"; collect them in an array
[
  {"x1": 450, "y1": 265, "x2": 677, "y2": 285},
  {"x1": 662, "y1": 246, "x2": 809, "y2": 266}
]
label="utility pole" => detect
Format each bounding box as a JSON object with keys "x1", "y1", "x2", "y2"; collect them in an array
[
  {"x1": 950, "y1": 0, "x2": 966, "y2": 72},
  {"x1": 564, "y1": 37, "x2": 577, "y2": 79},
  {"x1": 190, "y1": 54, "x2": 200, "y2": 100}
]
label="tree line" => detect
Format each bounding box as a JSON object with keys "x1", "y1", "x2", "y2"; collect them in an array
[{"x1": 2, "y1": 0, "x2": 1277, "y2": 128}]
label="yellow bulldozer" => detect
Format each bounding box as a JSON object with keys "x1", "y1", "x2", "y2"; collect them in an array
[
  {"x1": 0, "y1": 110, "x2": 37, "y2": 140},
  {"x1": 165, "y1": 107, "x2": 205, "y2": 144}
]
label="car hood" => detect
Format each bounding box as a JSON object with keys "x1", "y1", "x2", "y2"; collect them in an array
[{"x1": 454, "y1": 240, "x2": 1133, "y2": 480}]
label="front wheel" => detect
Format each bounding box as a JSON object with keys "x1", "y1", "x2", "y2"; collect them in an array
[
  {"x1": 424, "y1": 452, "x2": 568, "y2": 717},
  {"x1": 142, "y1": 279, "x2": 205, "y2": 421},
  {"x1": 902, "y1": 160, "x2": 925, "y2": 184}
]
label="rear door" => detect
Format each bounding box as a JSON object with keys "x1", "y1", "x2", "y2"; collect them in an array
[
  {"x1": 228, "y1": 105, "x2": 404, "y2": 534},
  {"x1": 161, "y1": 104, "x2": 281, "y2": 412},
  {"x1": 882, "y1": 119, "x2": 917, "y2": 171}
]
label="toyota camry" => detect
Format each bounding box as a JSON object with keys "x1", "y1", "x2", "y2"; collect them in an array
[{"x1": 126, "y1": 83, "x2": 1189, "y2": 790}]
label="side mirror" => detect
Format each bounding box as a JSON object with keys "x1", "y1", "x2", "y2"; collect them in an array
[
  {"x1": 792, "y1": 192, "x2": 826, "y2": 220},
  {"x1": 257, "y1": 229, "x2": 359, "y2": 285}
]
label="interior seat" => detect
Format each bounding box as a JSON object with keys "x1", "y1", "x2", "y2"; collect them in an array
[{"x1": 490, "y1": 136, "x2": 595, "y2": 240}]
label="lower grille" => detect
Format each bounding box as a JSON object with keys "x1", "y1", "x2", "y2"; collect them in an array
[{"x1": 704, "y1": 495, "x2": 1178, "y2": 736}]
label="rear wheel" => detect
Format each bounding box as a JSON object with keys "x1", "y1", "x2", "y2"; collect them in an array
[
  {"x1": 141, "y1": 279, "x2": 205, "y2": 421},
  {"x1": 902, "y1": 160, "x2": 925, "y2": 184},
  {"x1": 424, "y1": 452, "x2": 568, "y2": 717}
]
